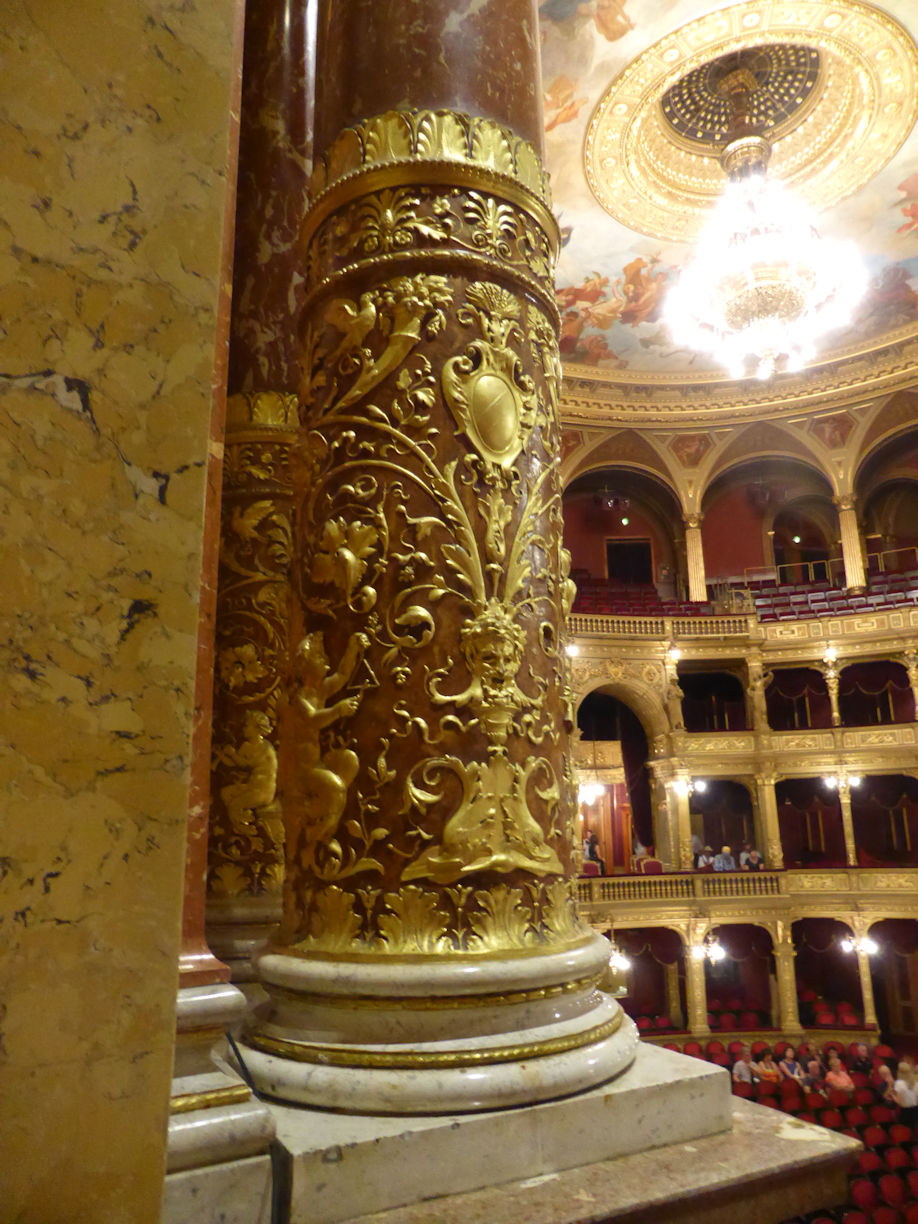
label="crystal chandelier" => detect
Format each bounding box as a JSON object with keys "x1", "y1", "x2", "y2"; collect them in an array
[{"x1": 665, "y1": 70, "x2": 865, "y2": 381}]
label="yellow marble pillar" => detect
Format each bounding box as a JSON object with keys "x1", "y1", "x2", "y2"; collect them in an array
[
  {"x1": 0, "y1": 2, "x2": 245, "y2": 1220},
  {"x1": 755, "y1": 774, "x2": 784, "y2": 870},
  {"x1": 664, "y1": 960, "x2": 684, "y2": 1029},
  {"x1": 835, "y1": 496, "x2": 866, "y2": 591},
  {"x1": 685, "y1": 931, "x2": 712, "y2": 1038},
  {"x1": 684, "y1": 514, "x2": 708, "y2": 603},
  {"x1": 773, "y1": 931, "x2": 803, "y2": 1035}
]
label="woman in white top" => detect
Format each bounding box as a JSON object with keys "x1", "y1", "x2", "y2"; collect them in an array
[{"x1": 893, "y1": 1060, "x2": 918, "y2": 1124}]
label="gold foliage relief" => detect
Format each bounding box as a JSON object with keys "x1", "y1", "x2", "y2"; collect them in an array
[
  {"x1": 209, "y1": 418, "x2": 295, "y2": 899},
  {"x1": 286, "y1": 250, "x2": 582, "y2": 951}
]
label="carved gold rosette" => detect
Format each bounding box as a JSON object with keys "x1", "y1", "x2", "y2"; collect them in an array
[
  {"x1": 207, "y1": 392, "x2": 298, "y2": 903},
  {"x1": 273, "y1": 109, "x2": 588, "y2": 960}
]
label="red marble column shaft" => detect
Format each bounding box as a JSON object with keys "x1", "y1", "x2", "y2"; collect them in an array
[
  {"x1": 229, "y1": 0, "x2": 315, "y2": 394},
  {"x1": 315, "y1": 0, "x2": 545, "y2": 156}
]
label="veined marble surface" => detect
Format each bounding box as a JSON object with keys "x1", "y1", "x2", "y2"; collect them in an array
[{"x1": 0, "y1": 2, "x2": 244, "y2": 1221}]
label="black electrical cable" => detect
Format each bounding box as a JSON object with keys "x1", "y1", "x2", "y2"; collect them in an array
[{"x1": 227, "y1": 1031, "x2": 290, "y2": 1224}]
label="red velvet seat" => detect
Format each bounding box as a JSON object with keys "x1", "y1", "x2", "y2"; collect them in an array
[
  {"x1": 855, "y1": 1087, "x2": 877, "y2": 1106},
  {"x1": 733, "y1": 1081, "x2": 754, "y2": 1099},
  {"x1": 876, "y1": 1045, "x2": 896, "y2": 1060},
  {"x1": 904, "y1": 1203, "x2": 918, "y2": 1224},
  {"x1": 841, "y1": 1212, "x2": 869, "y2": 1224},
  {"x1": 805, "y1": 1091, "x2": 827, "y2": 1112},
  {"x1": 751, "y1": 1040, "x2": 768, "y2": 1055},
  {"x1": 907, "y1": 1168, "x2": 918, "y2": 1198},
  {"x1": 797, "y1": 1112, "x2": 819, "y2": 1125},
  {"x1": 822, "y1": 1108, "x2": 844, "y2": 1129},
  {"x1": 873, "y1": 1106, "x2": 897, "y2": 1125},
  {"x1": 654, "y1": 1016, "x2": 673, "y2": 1030},
  {"x1": 580, "y1": 860, "x2": 600, "y2": 877},
  {"x1": 871, "y1": 1209, "x2": 901, "y2": 1224},
  {"x1": 775, "y1": 1040, "x2": 790, "y2": 1057},
  {"x1": 739, "y1": 1011, "x2": 759, "y2": 1029},
  {"x1": 728, "y1": 1040, "x2": 746, "y2": 1057},
  {"x1": 850, "y1": 1179, "x2": 879, "y2": 1211},
  {"x1": 852, "y1": 1072, "x2": 871, "y2": 1088},
  {"x1": 864, "y1": 1124, "x2": 890, "y2": 1149},
  {"x1": 890, "y1": 1124, "x2": 912, "y2": 1147},
  {"x1": 683, "y1": 1040, "x2": 703, "y2": 1056},
  {"x1": 841, "y1": 1012, "x2": 861, "y2": 1027},
  {"x1": 830, "y1": 1089, "x2": 854, "y2": 1108},
  {"x1": 825, "y1": 1040, "x2": 846, "y2": 1057},
  {"x1": 718, "y1": 1012, "x2": 736, "y2": 1030},
  {"x1": 663, "y1": 1042, "x2": 680, "y2": 1052},
  {"x1": 636, "y1": 1016, "x2": 652, "y2": 1031},
  {"x1": 757, "y1": 1095, "x2": 779, "y2": 1108},
  {"x1": 885, "y1": 1147, "x2": 909, "y2": 1172},
  {"x1": 711, "y1": 1053, "x2": 730, "y2": 1067},
  {"x1": 878, "y1": 1173, "x2": 906, "y2": 1207},
  {"x1": 706, "y1": 1039, "x2": 726, "y2": 1055},
  {"x1": 848, "y1": 1108, "x2": 870, "y2": 1129},
  {"x1": 857, "y1": 1151, "x2": 883, "y2": 1175}
]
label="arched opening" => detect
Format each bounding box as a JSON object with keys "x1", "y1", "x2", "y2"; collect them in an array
[
  {"x1": 851, "y1": 775, "x2": 918, "y2": 867},
  {"x1": 793, "y1": 919, "x2": 863, "y2": 1027},
  {"x1": 562, "y1": 467, "x2": 687, "y2": 610},
  {"x1": 766, "y1": 668, "x2": 832, "y2": 731},
  {"x1": 613, "y1": 926, "x2": 687, "y2": 1035},
  {"x1": 577, "y1": 690, "x2": 653, "y2": 870},
  {"x1": 867, "y1": 920, "x2": 918, "y2": 1042},
  {"x1": 688, "y1": 780, "x2": 755, "y2": 862},
  {"x1": 838, "y1": 661, "x2": 915, "y2": 727},
  {"x1": 705, "y1": 924, "x2": 774, "y2": 1031},
  {"x1": 772, "y1": 497, "x2": 835, "y2": 586},
  {"x1": 857, "y1": 430, "x2": 918, "y2": 575},
  {"x1": 701, "y1": 456, "x2": 837, "y2": 590},
  {"x1": 776, "y1": 778, "x2": 847, "y2": 868}
]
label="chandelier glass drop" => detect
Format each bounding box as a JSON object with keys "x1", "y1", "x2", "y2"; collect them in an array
[{"x1": 665, "y1": 95, "x2": 865, "y2": 380}]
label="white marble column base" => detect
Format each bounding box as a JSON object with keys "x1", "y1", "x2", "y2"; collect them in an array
[
  {"x1": 162, "y1": 1153, "x2": 272, "y2": 1224},
  {"x1": 264, "y1": 1041, "x2": 731, "y2": 1224},
  {"x1": 243, "y1": 933, "x2": 640, "y2": 1114},
  {"x1": 168, "y1": 982, "x2": 276, "y2": 1172}
]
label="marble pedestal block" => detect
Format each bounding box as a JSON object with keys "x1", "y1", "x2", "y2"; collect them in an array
[
  {"x1": 162, "y1": 1154, "x2": 273, "y2": 1224},
  {"x1": 267, "y1": 1042, "x2": 731, "y2": 1224}
]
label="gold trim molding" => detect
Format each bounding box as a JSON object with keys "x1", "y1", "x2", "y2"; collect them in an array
[
  {"x1": 585, "y1": 0, "x2": 918, "y2": 243},
  {"x1": 246, "y1": 1011, "x2": 623, "y2": 1069},
  {"x1": 169, "y1": 1084, "x2": 252, "y2": 1115}
]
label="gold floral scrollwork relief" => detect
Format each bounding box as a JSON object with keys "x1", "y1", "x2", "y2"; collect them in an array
[
  {"x1": 209, "y1": 393, "x2": 297, "y2": 899},
  {"x1": 287, "y1": 251, "x2": 575, "y2": 952}
]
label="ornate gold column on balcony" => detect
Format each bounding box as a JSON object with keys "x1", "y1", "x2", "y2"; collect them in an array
[
  {"x1": 684, "y1": 513, "x2": 707, "y2": 603},
  {"x1": 773, "y1": 923, "x2": 803, "y2": 1036},
  {"x1": 685, "y1": 921, "x2": 711, "y2": 1037},
  {"x1": 903, "y1": 647, "x2": 918, "y2": 718},
  {"x1": 755, "y1": 773, "x2": 784, "y2": 870},
  {"x1": 835, "y1": 495, "x2": 866, "y2": 591},
  {"x1": 239, "y1": 0, "x2": 638, "y2": 1114},
  {"x1": 837, "y1": 779, "x2": 858, "y2": 868},
  {"x1": 852, "y1": 919, "x2": 879, "y2": 1030}
]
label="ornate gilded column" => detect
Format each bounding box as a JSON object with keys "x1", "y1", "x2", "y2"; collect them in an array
[
  {"x1": 684, "y1": 513, "x2": 707, "y2": 603},
  {"x1": 206, "y1": 393, "x2": 298, "y2": 977},
  {"x1": 851, "y1": 919, "x2": 879, "y2": 1030},
  {"x1": 837, "y1": 779, "x2": 858, "y2": 867},
  {"x1": 667, "y1": 777, "x2": 694, "y2": 871},
  {"x1": 240, "y1": 0, "x2": 637, "y2": 1114},
  {"x1": 663, "y1": 960, "x2": 684, "y2": 1030},
  {"x1": 754, "y1": 773, "x2": 783, "y2": 869},
  {"x1": 206, "y1": 0, "x2": 314, "y2": 976},
  {"x1": 773, "y1": 924, "x2": 803, "y2": 1035},
  {"x1": 746, "y1": 656, "x2": 772, "y2": 733},
  {"x1": 820, "y1": 653, "x2": 841, "y2": 728},
  {"x1": 902, "y1": 647, "x2": 918, "y2": 719},
  {"x1": 685, "y1": 922, "x2": 711, "y2": 1037},
  {"x1": 835, "y1": 495, "x2": 866, "y2": 591}
]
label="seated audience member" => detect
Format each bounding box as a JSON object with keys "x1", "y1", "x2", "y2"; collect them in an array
[
  {"x1": 824, "y1": 1052, "x2": 855, "y2": 1096},
  {"x1": 778, "y1": 1045, "x2": 805, "y2": 1082},
  {"x1": 696, "y1": 845, "x2": 715, "y2": 870},
  {"x1": 798, "y1": 1040, "x2": 822, "y2": 1069},
  {"x1": 802, "y1": 1059, "x2": 825, "y2": 1094},
  {"x1": 691, "y1": 832, "x2": 703, "y2": 866},
  {"x1": 753, "y1": 1048, "x2": 781, "y2": 1083},
  {"x1": 732, "y1": 1046, "x2": 754, "y2": 1085},
  {"x1": 849, "y1": 1042, "x2": 873, "y2": 1077},
  {"x1": 876, "y1": 1063, "x2": 897, "y2": 1105},
  {"x1": 743, "y1": 848, "x2": 764, "y2": 871},
  {"x1": 586, "y1": 832, "x2": 605, "y2": 875},
  {"x1": 894, "y1": 1060, "x2": 918, "y2": 1124},
  {"x1": 738, "y1": 842, "x2": 752, "y2": 868},
  {"x1": 713, "y1": 844, "x2": 736, "y2": 872}
]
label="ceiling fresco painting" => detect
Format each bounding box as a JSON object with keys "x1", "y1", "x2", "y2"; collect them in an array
[{"x1": 540, "y1": 0, "x2": 918, "y2": 376}]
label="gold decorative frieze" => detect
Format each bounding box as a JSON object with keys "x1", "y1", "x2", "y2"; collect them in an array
[{"x1": 311, "y1": 109, "x2": 551, "y2": 205}]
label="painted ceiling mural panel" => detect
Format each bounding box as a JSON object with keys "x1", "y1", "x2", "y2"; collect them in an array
[{"x1": 541, "y1": 0, "x2": 918, "y2": 375}]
